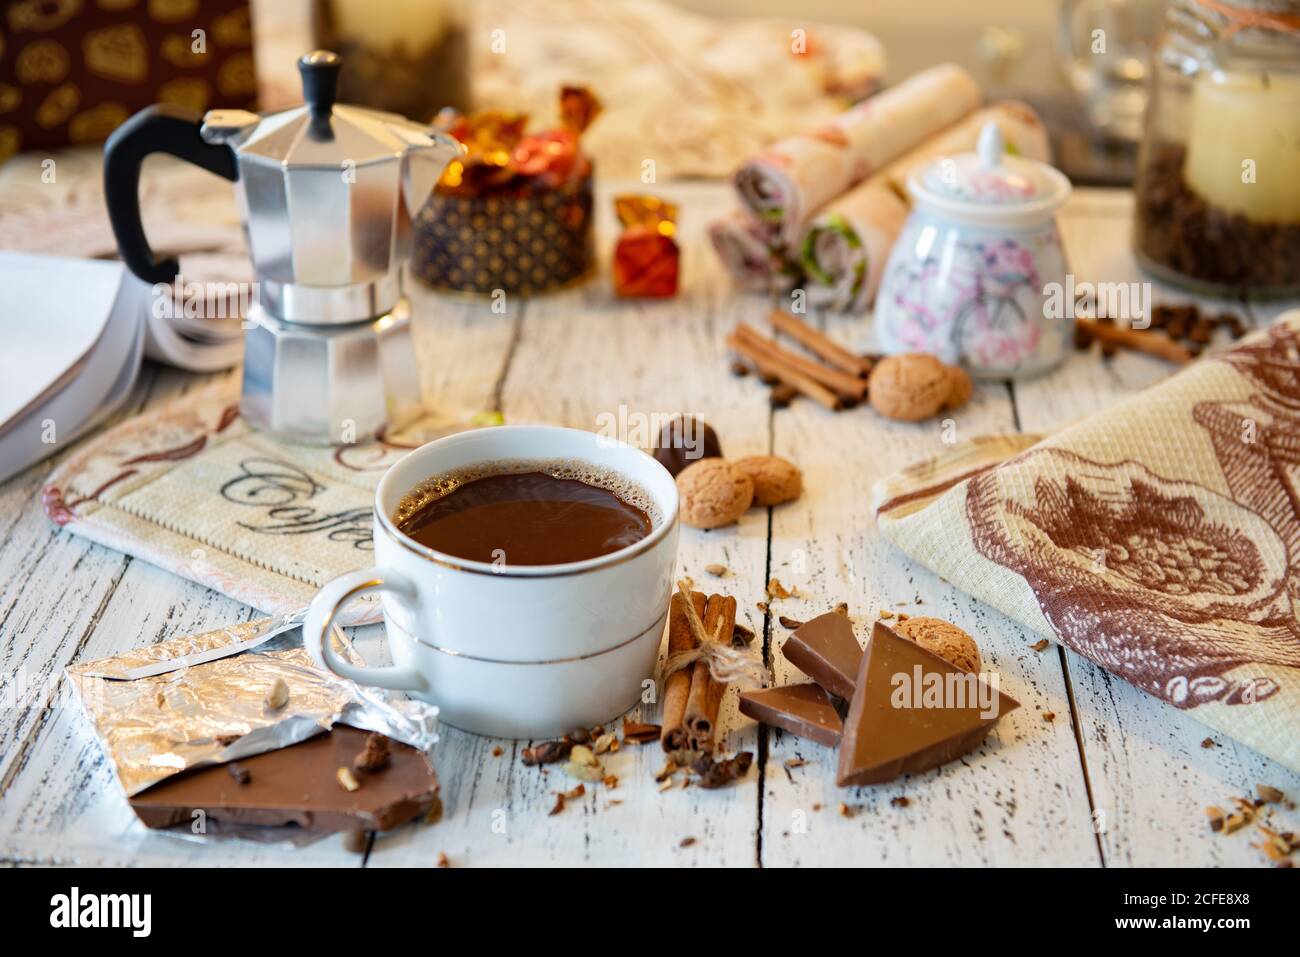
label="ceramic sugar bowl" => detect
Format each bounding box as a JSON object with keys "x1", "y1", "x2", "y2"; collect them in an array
[{"x1": 875, "y1": 123, "x2": 1072, "y2": 379}]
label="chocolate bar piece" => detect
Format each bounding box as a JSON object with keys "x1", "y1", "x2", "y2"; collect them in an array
[
  {"x1": 782, "y1": 612, "x2": 862, "y2": 699},
  {"x1": 739, "y1": 682, "x2": 842, "y2": 746},
  {"x1": 837, "y1": 622, "x2": 1019, "y2": 787},
  {"x1": 130, "y1": 726, "x2": 438, "y2": 832}
]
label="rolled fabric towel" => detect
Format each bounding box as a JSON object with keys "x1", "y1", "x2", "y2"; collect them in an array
[
  {"x1": 870, "y1": 99, "x2": 1051, "y2": 199},
  {"x1": 797, "y1": 101, "x2": 1051, "y2": 313},
  {"x1": 732, "y1": 63, "x2": 981, "y2": 249},
  {"x1": 708, "y1": 209, "x2": 800, "y2": 292},
  {"x1": 799, "y1": 185, "x2": 908, "y2": 313}
]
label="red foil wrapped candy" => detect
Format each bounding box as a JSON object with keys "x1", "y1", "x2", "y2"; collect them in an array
[{"x1": 613, "y1": 195, "x2": 679, "y2": 299}]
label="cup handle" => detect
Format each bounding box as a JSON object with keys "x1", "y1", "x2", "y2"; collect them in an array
[{"x1": 304, "y1": 567, "x2": 428, "y2": 692}]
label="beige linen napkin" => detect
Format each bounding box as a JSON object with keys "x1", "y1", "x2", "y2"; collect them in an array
[{"x1": 875, "y1": 312, "x2": 1300, "y2": 771}]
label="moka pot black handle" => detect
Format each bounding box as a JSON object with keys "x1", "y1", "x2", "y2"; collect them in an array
[{"x1": 103, "y1": 104, "x2": 239, "y2": 286}]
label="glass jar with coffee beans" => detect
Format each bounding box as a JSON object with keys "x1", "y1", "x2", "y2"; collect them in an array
[{"x1": 1133, "y1": 0, "x2": 1300, "y2": 297}]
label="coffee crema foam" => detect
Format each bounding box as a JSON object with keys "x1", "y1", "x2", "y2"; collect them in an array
[{"x1": 392, "y1": 458, "x2": 663, "y2": 529}]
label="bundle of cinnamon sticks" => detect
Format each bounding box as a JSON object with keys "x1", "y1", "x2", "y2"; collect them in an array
[
  {"x1": 661, "y1": 584, "x2": 738, "y2": 755},
  {"x1": 727, "y1": 310, "x2": 875, "y2": 411}
]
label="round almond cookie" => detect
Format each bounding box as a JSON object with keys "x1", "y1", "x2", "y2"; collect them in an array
[
  {"x1": 893, "y1": 616, "x2": 982, "y2": 673},
  {"x1": 733, "y1": 455, "x2": 803, "y2": 507},
  {"x1": 868, "y1": 353, "x2": 953, "y2": 422},
  {"x1": 676, "y1": 459, "x2": 754, "y2": 529},
  {"x1": 945, "y1": 365, "x2": 973, "y2": 411}
]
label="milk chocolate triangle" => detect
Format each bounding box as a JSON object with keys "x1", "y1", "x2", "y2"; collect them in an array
[
  {"x1": 837, "y1": 622, "x2": 1019, "y2": 787},
  {"x1": 782, "y1": 612, "x2": 862, "y2": 699},
  {"x1": 739, "y1": 682, "x2": 843, "y2": 746}
]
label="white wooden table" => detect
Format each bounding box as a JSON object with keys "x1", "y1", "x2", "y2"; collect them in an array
[{"x1": 2, "y1": 182, "x2": 1297, "y2": 867}]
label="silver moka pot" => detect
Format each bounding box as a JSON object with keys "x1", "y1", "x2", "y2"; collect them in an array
[{"x1": 105, "y1": 51, "x2": 465, "y2": 444}]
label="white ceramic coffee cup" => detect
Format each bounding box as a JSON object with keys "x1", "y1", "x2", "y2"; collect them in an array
[{"x1": 304, "y1": 425, "x2": 680, "y2": 739}]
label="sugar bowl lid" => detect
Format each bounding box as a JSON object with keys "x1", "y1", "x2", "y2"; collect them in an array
[{"x1": 908, "y1": 122, "x2": 1071, "y2": 225}]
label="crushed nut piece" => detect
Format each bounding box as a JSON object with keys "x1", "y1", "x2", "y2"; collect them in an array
[
  {"x1": 679, "y1": 836, "x2": 696, "y2": 848},
  {"x1": 564, "y1": 783, "x2": 586, "y2": 800},
  {"x1": 602, "y1": 775, "x2": 619, "y2": 789},
  {"x1": 336, "y1": 767, "x2": 360, "y2": 792},
  {"x1": 593, "y1": 732, "x2": 617, "y2": 755},
  {"x1": 833, "y1": 602, "x2": 849, "y2": 617},
  {"x1": 1222, "y1": 812, "x2": 1250, "y2": 835},
  {"x1": 756, "y1": 601, "x2": 768, "y2": 613},
  {"x1": 768, "y1": 578, "x2": 792, "y2": 600},
  {"x1": 654, "y1": 760, "x2": 676, "y2": 783},
  {"x1": 436, "y1": 852, "x2": 450, "y2": 868},
  {"x1": 1257, "y1": 784, "x2": 1286, "y2": 804},
  {"x1": 732, "y1": 623, "x2": 756, "y2": 646},
  {"x1": 1030, "y1": 639, "x2": 1050, "y2": 652},
  {"x1": 890, "y1": 796, "x2": 910, "y2": 808},
  {"x1": 1042, "y1": 712, "x2": 1055, "y2": 722},
  {"x1": 1206, "y1": 806, "x2": 1226, "y2": 832},
  {"x1": 522, "y1": 739, "x2": 572, "y2": 766},
  {"x1": 812, "y1": 803, "x2": 822, "y2": 812},
  {"x1": 265, "y1": 677, "x2": 290, "y2": 711},
  {"x1": 704, "y1": 563, "x2": 728, "y2": 577},
  {"x1": 561, "y1": 759, "x2": 605, "y2": 780},
  {"x1": 353, "y1": 733, "x2": 391, "y2": 773},
  {"x1": 692, "y1": 751, "x2": 753, "y2": 789},
  {"x1": 839, "y1": 802, "x2": 853, "y2": 818},
  {"x1": 491, "y1": 745, "x2": 504, "y2": 757},
  {"x1": 778, "y1": 615, "x2": 804, "y2": 629},
  {"x1": 784, "y1": 758, "x2": 806, "y2": 769},
  {"x1": 549, "y1": 792, "x2": 566, "y2": 816},
  {"x1": 1201, "y1": 737, "x2": 1218, "y2": 748},
  {"x1": 878, "y1": 609, "x2": 893, "y2": 620}
]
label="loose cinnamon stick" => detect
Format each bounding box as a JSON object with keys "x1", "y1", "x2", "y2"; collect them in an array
[
  {"x1": 726, "y1": 332, "x2": 843, "y2": 411},
  {"x1": 768, "y1": 310, "x2": 873, "y2": 378},
  {"x1": 684, "y1": 593, "x2": 738, "y2": 754},
  {"x1": 1076, "y1": 318, "x2": 1192, "y2": 365},
  {"x1": 733, "y1": 323, "x2": 868, "y2": 402},
  {"x1": 661, "y1": 590, "x2": 707, "y2": 752}
]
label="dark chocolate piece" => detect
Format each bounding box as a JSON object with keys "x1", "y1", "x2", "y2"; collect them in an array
[
  {"x1": 739, "y1": 683, "x2": 842, "y2": 747},
  {"x1": 782, "y1": 612, "x2": 862, "y2": 700},
  {"x1": 652, "y1": 416, "x2": 722, "y2": 477},
  {"x1": 837, "y1": 622, "x2": 1019, "y2": 787},
  {"x1": 131, "y1": 726, "x2": 438, "y2": 832}
]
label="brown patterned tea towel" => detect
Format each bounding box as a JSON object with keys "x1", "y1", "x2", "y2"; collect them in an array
[{"x1": 875, "y1": 312, "x2": 1300, "y2": 771}]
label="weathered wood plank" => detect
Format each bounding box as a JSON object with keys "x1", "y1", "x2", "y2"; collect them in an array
[
  {"x1": 371, "y1": 183, "x2": 773, "y2": 867},
  {"x1": 754, "y1": 311, "x2": 1100, "y2": 866}
]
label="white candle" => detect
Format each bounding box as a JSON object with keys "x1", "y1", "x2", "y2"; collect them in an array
[{"x1": 1184, "y1": 69, "x2": 1300, "y2": 224}]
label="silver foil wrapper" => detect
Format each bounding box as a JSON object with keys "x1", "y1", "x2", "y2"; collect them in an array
[{"x1": 67, "y1": 619, "x2": 439, "y2": 799}]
